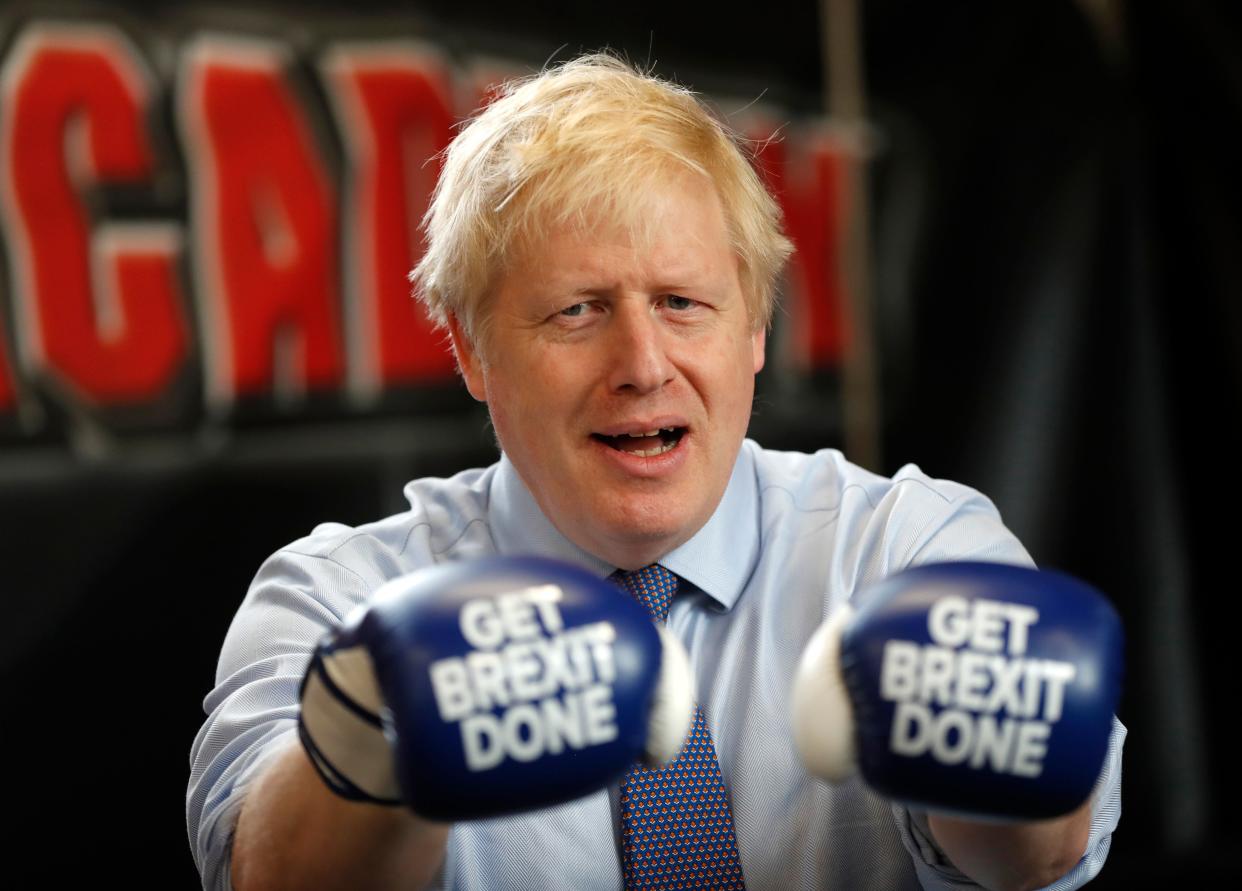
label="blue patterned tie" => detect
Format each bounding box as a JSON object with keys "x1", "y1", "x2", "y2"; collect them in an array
[{"x1": 613, "y1": 565, "x2": 746, "y2": 890}]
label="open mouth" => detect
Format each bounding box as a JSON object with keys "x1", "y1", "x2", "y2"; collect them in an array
[{"x1": 591, "y1": 427, "x2": 686, "y2": 458}]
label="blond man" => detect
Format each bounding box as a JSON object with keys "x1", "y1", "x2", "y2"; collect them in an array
[{"x1": 189, "y1": 54, "x2": 1123, "y2": 891}]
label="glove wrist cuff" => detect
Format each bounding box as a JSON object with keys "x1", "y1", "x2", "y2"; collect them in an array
[
  {"x1": 792, "y1": 606, "x2": 858, "y2": 782},
  {"x1": 298, "y1": 646, "x2": 401, "y2": 804}
]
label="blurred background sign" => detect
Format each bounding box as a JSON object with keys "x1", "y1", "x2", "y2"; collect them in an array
[{"x1": 0, "y1": 14, "x2": 854, "y2": 446}]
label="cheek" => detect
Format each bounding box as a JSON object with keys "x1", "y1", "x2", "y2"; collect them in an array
[
  {"x1": 484, "y1": 360, "x2": 573, "y2": 444},
  {"x1": 710, "y1": 350, "x2": 759, "y2": 436},
  {"x1": 720, "y1": 338, "x2": 760, "y2": 399}
]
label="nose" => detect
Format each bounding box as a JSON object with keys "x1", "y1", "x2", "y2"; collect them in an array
[{"x1": 606, "y1": 302, "x2": 675, "y2": 395}]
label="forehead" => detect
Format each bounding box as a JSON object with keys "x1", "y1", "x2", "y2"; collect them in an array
[{"x1": 506, "y1": 173, "x2": 738, "y2": 289}]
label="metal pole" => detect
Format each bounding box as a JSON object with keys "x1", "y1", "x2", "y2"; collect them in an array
[{"x1": 821, "y1": 0, "x2": 881, "y2": 471}]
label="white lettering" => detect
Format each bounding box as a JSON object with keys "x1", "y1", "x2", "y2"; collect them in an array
[
  {"x1": 526, "y1": 584, "x2": 566, "y2": 635},
  {"x1": 919, "y1": 646, "x2": 956, "y2": 706},
  {"x1": 584, "y1": 622, "x2": 617, "y2": 684},
  {"x1": 926, "y1": 596, "x2": 1042, "y2": 656},
  {"x1": 582, "y1": 683, "x2": 618, "y2": 745},
  {"x1": 459, "y1": 687, "x2": 621, "y2": 771},
  {"x1": 1012, "y1": 721, "x2": 1050, "y2": 777},
  {"x1": 970, "y1": 600, "x2": 1008, "y2": 652},
  {"x1": 955, "y1": 650, "x2": 991, "y2": 711},
  {"x1": 434, "y1": 592, "x2": 625, "y2": 772},
  {"x1": 888, "y1": 705, "x2": 1053, "y2": 777},
  {"x1": 502, "y1": 703, "x2": 544, "y2": 762},
  {"x1": 458, "y1": 585, "x2": 568, "y2": 650},
  {"x1": 465, "y1": 650, "x2": 507, "y2": 710},
  {"x1": 497, "y1": 592, "x2": 541, "y2": 642},
  {"x1": 930, "y1": 709, "x2": 974, "y2": 764},
  {"x1": 1004, "y1": 604, "x2": 1039, "y2": 656},
  {"x1": 985, "y1": 655, "x2": 1027, "y2": 716},
  {"x1": 462, "y1": 714, "x2": 503, "y2": 770},
  {"x1": 505, "y1": 642, "x2": 542, "y2": 701},
  {"x1": 970, "y1": 712, "x2": 1018, "y2": 771},
  {"x1": 1039, "y1": 661, "x2": 1077, "y2": 722},
  {"x1": 459, "y1": 599, "x2": 504, "y2": 650},
  {"x1": 876, "y1": 618, "x2": 1079, "y2": 780},
  {"x1": 539, "y1": 692, "x2": 584, "y2": 755},
  {"x1": 890, "y1": 701, "x2": 932, "y2": 756},
  {"x1": 928, "y1": 596, "x2": 971, "y2": 648},
  {"x1": 881, "y1": 640, "x2": 920, "y2": 701},
  {"x1": 429, "y1": 658, "x2": 472, "y2": 721}
]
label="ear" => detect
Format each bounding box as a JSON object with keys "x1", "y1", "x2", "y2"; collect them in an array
[
  {"x1": 751, "y1": 326, "x2": 766, "y2": 375},
  {"x1": 447, "y1": 313, "x2": 487, "y2": 402}
]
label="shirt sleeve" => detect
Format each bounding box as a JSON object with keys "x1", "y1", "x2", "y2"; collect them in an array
[
  {"x1": 186, "y1": 546, "x2": 373, "y2": 890},
  {"x1": 875, "y1": 468, "x2": 1126, "y2": 890}
]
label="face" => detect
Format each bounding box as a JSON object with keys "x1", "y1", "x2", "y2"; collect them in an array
[{"x1": 450, "y1": 174, "x2": 765, "y2": 570}]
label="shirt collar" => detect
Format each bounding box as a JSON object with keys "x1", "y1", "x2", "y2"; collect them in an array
[
  {"x1": 488, "y1": 442, "x2": 760, "y2": 610},
  {"x1": 488, "y1": 453, "x2": 615, "y2": 578},
  {"x1": 659, "y1": 440, "x2": 759, "y2": 611}
]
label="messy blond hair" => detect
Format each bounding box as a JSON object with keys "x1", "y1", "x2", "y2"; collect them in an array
[{"x1": 411, "y1": 53, "x2": 793, "y2": 348}]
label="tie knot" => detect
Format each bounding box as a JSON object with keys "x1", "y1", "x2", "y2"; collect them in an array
[{"x1": 612, "y1": 564, "x2": 678, "y2": 623}]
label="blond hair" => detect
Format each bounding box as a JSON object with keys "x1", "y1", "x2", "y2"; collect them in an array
[{"x1": 411, "y1": 53, "x2": 792, "y2": 348}]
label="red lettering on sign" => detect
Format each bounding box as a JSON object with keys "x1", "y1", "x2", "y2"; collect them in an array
[
  {"x1": 180, "y1": 38, "x2": 343, "y2": 405},
  {"x1": 753, "y1": 126, "x2": 849, "y2": 370},
  {"x1": 322, "y1": 43, "x2": 457, "y2": 395},
  {"x1": 0, "y1": 24, "x2": 855, "y2": 438},
  {"x1": 0, "y1": 345, "x2": 12, "y2": 412},
  {"x1": 0, "y1": 25, "x2": 187, "y2": 407}
]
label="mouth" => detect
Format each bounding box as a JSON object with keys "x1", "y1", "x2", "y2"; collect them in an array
[{"x1": 591, "y1": 426, "x2": 687, "y2": 458}]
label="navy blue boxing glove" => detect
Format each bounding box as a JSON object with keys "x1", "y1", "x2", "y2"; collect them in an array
[
  {"x1": 297, "y1": 556, "x2": 694, "y2": 821},
  {"x1": 791, "y1": 562, "x2": 1123, "y2": 819}
]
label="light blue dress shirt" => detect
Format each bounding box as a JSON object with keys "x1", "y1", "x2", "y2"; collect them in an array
[{"x1": 188, "y1": 439, "x2": 1124, "y2": 890}]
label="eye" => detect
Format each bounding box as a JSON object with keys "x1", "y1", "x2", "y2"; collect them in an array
[
  {"x1": 559, "y1": 302, "x2": 589, "y2": 317},
  {"x1": 665, "y1": 294, "x2": 696, "y2": 311}
]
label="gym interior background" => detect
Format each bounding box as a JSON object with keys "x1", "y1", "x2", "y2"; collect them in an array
[{"x1": 0, "y1": 0, "x2": 1237, "y2": 885}]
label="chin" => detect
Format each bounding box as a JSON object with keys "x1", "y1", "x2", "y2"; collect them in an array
[{"x1": 589, "y1": 505, "x2": 697, "y2": 561}]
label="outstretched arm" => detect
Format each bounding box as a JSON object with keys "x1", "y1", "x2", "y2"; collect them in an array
[{"x1": 230, "y1": 739, "x2": 449, "y2": 891}]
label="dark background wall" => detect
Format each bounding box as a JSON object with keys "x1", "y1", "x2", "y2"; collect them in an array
[{"x1": 0, "y1": 0, "x2": 1238, "y2": 885}]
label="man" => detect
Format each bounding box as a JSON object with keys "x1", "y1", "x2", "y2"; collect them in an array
[{"x1": 188, "y1": 54, "x2": 1124, "y2": 890}]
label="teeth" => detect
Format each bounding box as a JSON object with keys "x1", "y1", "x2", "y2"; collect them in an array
[
  {"x1": 631, "y1": 441, "x2": 677, "y2": 458},
  {"x1": 623, "y1": 427, "x2": 676, "y2": 438}
]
